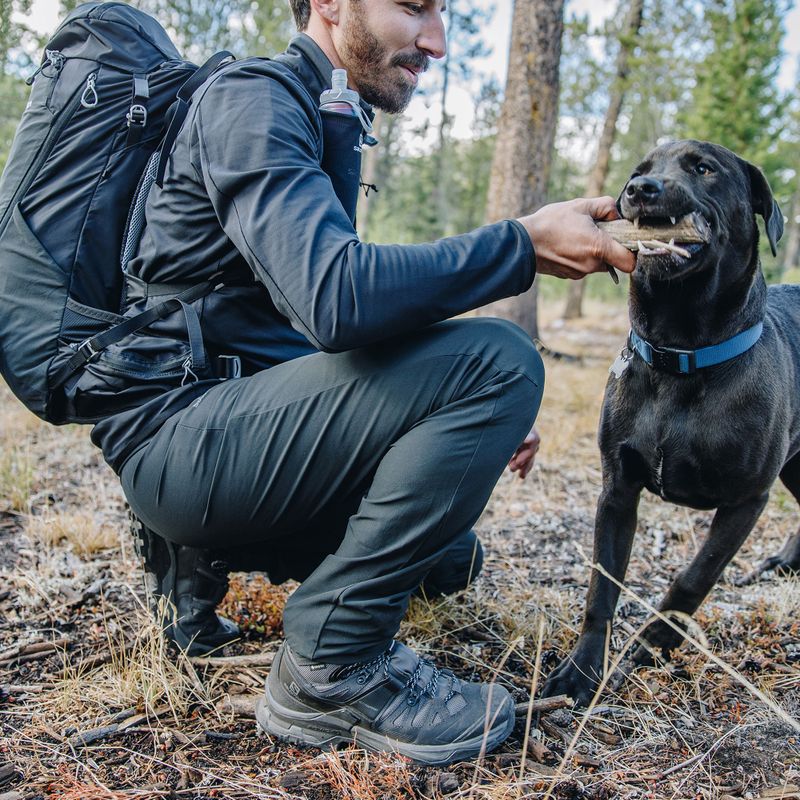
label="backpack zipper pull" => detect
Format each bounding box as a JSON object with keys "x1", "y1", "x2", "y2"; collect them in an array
[
  {"x1": 181, "y1": 357, "x2": 198, "y2": 386},
  {"x1": 80, "y1": 73, "x2": 99, "y2": 108},
  {"x1": 26, "y1": 49, "x2": 64, "y2": 85}
]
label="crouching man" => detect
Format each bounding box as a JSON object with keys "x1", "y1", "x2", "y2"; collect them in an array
[{"x1": 94, "y1": 0, "x2": 635, "y2": 764}]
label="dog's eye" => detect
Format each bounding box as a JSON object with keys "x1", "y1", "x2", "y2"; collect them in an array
[{"x1": 695, "y1": 162, "x2": 713, "y2": 175}]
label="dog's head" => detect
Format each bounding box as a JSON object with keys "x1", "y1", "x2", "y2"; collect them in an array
[{"x1": 617, "y1": 140, "x2": 783, "y2": 281}]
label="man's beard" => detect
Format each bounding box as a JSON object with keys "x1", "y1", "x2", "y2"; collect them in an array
[{"x1": 339, "y1": 11, "x2": 429, "y2": 114}]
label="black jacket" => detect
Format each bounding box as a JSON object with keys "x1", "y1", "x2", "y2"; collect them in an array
[{"x1": 91, "y1": 35, "x2": 536, "y2": 472}]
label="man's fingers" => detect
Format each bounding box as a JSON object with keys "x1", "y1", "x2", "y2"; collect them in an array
[
  {"x1": 575, "y1": 195, "x2": 620, "y2": 221},
  {"x1": 594, "y1": 229, "x2": 636, "y2": 274}
]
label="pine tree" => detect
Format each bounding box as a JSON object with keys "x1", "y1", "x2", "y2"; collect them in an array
[{"x1": 680, "y1": 0, "x2": 787, "y2": 162}]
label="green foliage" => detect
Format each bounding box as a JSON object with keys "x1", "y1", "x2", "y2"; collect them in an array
[
  {"x1": 130, "y1": 0, "x2": 294, "y2": 61},
  {"x1": 606, "y1": 0, "x2": 706, "y2": 192},
  {"x1": 0, "y1": 0, "x2": 39, "y2": 173},
  {"x1": 0, "y1": 0, "x2": 292, "y2": 172},
  {"x1": 552, "y1": 0, "x2": 708, "y2": 200},
  {"x1": 679, "y1": 0, "x2": 787, "y2": 161},
  {"x1": 0, "y1": 73, "x2": 29, "y2": 173},
  {"x1": 365, "y1": 78, "x2": 501, "y2": 244}
]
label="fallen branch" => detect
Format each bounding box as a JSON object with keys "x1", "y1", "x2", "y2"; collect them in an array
[
  {"x1": 215, "y1": 693, "x2": 259, "y2": 719},
  {"x1": 1, "y1": 684, "x2": 51, "y2": 694},
  {"x1": 0, "y1": 764, "x2": 22, "y2": 787},
  {"x1": 189, "y1": 653, "x2": 275, "y2": 669},
  {"x1": 116, "y1": 705, "x2": 173, "y2": 732},
  {"x1": 0, "y1": 637, "x2": 70, "y2": 667},
  {"x1": 515, "y1": 694, "x2": 573, "y2": 716},
  {"x1": 66, "y1": 724, "x2": 120, "y2": 748}
]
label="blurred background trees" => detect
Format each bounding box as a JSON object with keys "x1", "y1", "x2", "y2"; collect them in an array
[{"x1": 2, "y1": 0, "x2": 799, "y2": 328}]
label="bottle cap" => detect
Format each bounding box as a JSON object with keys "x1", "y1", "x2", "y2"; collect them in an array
[{"x1": 320, "y1": 69, "x2": 360, "y2": 107}]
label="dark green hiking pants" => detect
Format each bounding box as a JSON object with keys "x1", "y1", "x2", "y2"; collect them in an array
[{"x1": 120, "y1": 318, "x2": 544, "y2": 663}]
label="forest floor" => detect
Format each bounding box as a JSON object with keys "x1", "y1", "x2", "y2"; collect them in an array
[{"x1": 1, "y1": 299, "x2": 799, "y2": 800}]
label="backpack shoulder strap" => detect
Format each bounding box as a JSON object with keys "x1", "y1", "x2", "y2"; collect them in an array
[{"x1": 155, "y1": 50, "x2": 234, "y2": 188}]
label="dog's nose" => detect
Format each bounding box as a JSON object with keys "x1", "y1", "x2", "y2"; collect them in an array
[{"x1": 625, "y1": 176, "x2": 664, "y2": 203}]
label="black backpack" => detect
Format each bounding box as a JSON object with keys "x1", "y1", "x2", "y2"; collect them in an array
[{"x1": 0, "y1": 1, "x2": 231, "y2": 423}]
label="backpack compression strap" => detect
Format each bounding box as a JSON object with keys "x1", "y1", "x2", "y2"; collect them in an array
[
  {"x1": 155, "y1": 50, "x2": 234, "y2": 188},
  {"x1": 51, "y1": 274, "x2": 223, "y2": 389}
]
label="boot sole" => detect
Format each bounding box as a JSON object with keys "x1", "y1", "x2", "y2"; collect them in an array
[{"x1": 255, "y1": 682, "x2": 515, "y2": 766}]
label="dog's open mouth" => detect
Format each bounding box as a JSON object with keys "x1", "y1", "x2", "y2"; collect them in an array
[{"x1": 627, "y1": 212, "x2": 711, "y2": 264}]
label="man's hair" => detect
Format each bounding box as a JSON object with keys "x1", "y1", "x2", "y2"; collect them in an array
[{"x1": 289, "y1": 0, "x2": 310, "y2": 30}]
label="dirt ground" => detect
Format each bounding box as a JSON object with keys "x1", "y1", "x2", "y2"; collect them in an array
[{"x1": 1, "y1": 299, "x2": 799, "y2": 799}]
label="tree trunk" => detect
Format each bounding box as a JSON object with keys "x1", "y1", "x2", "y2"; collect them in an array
[
  {"x1": 432, "y1": 4, "x2": 455, "y2": 236},
  {"x1": 780, "y1": 181, "x2": 800, "y2": 279},
  {"x1": 562, "y1": 0, "x2": 645, "y2": 320},
  {"x1": 476, "y1": 0, "x2": 565, "y2": 340}
]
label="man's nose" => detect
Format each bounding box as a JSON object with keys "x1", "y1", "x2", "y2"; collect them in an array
[{"x1": 417, "y1": 11, "x2": 446, "y2": 59}]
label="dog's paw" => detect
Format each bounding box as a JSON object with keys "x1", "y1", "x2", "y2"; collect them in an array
[{"x1": 541, "y1": 657, "x2": 603, "y2": 708}]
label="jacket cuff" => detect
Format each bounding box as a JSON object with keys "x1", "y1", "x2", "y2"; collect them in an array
[{"x1": 507, "y1": 218, "x2": 536, "y2": 291}]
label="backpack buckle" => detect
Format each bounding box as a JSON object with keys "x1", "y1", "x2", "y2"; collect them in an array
[
  {"x1": 127, "y1": 104, "x2": 147, "y2": 128},
  {"x1": 217, "y1": 355, "x2": 241, "y2": 379},
  {"x1": 77, "y1": 338, "x2": 100, "y2": 363}
]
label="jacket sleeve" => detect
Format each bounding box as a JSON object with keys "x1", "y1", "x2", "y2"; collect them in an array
[{"x1": 191, "y1": 61, "x2": 536, "y2": 353}]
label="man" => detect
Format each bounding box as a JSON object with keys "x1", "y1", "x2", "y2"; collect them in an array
[{"x1": 94, "y1": 0, "x2": 635, "y2": 764}]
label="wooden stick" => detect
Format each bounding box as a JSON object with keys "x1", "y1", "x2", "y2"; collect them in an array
[
  {"x1": 0, "y1": 637, "x2": 70, "y2": 665},
  {"x1": 188, "y1": 653, "x2": 275, "y2": 669},
  {"x1": 0, "y1": 638, "x2": 71, "y2": 668},
  {"x1": 597, "y1": 212, "x2": 711, "y2": 250},
  {"x1": 514, "y1": 694, "x2": 574, "y2": 716},
  {"x1": 67, "y1": 724, "x2": 120, "y2": 748},
  {"x1": 215, "y1": 693, "x2": 259, "y2": 719},
  {"x1": 0, "y1": 764, "x2": 22, "y2": 785},
  {"x1": 1, "y1": 684, "x2": 50, "y2": 694}
]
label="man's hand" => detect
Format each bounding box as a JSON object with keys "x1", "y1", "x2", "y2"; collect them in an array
[
  {"x1": 509, "y1": 426, "x2": 540, "y2": 480},
  {"x1": 517, "y1": 197, "x2": 636, "y2": 279}
]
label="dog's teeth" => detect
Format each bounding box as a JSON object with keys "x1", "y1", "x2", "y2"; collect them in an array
[
  {"x1": 670, "y1": 216, "x2": 676, "y2": 225},
  {"x1": 669, "y1": 238, "x2": 675, "y2": 247},
  {"x1": 633, "y1": 217, "x2": 640, "y2": 229}
]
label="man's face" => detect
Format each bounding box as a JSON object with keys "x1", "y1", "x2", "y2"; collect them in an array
[{"x1": 335, "y1": 0, "x2": 447, "y2": 114}]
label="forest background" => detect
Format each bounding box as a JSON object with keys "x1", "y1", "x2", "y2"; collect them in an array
[
  {"x1": 2, "y1": 3, "x2": 800, "y2": 796},
  {"x1": 1, "y1": 0, "x2": 799, "y2": 336}
]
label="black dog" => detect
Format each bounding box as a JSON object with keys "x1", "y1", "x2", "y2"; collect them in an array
[{"x1": 542, "y1": 140, "x2": 799, "y2": 706}]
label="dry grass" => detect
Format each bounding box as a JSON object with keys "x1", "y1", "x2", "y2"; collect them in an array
[
  {"x1": 25, "y1": 509, "x2": 121, "y2": 555},
  {"x1": 0, "y1": 442, "x2": 34, "y2": 512},
  {"x1": 2, "y1": 300, "x2": 800, "y2": 798}
]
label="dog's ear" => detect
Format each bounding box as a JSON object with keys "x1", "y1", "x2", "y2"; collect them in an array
[{"x1": 745, "y1": 161, "x2": 784, "y2": 257}]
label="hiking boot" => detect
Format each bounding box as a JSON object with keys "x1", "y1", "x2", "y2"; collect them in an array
[
  {"x1": 418, "y1": 529, "x2": 484, "y2": 599},
  {"x1": 130, "y1": 513, "x2": 240, "y2": 656},
  {"x1": 256, "y1": 640, "x2": 515, "y2": 765}
]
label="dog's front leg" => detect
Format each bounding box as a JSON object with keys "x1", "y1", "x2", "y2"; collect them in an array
[
  {"x1": 632, "y1": 494, "x2": 769, "y2": 665},
  {"x1": 541, "y1": 479, "x2": 641, "y2": 706}
]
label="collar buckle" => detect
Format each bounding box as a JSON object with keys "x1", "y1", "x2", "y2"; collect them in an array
[{"x1": 650, "y1": 345, "x2": 696, "y2": 374}]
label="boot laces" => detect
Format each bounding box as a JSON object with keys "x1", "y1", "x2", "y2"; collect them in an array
[{"x1": 338, "y1": 645, "x2": 457, "y2": 706}]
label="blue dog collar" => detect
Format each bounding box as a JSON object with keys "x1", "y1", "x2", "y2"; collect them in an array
[{"x1": 628, "y1": 322, "x2": 763, "y2": 374}]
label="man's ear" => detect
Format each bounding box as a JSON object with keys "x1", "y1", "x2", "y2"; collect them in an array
[
  {"x1": 311, "y1": 0, "x2": 339, "y2": 24},
  {"x1": 745, "y1": 160, "x2": 784, "y2": 257}
]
